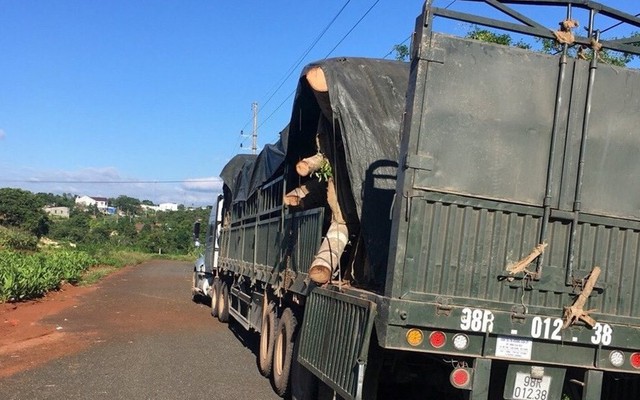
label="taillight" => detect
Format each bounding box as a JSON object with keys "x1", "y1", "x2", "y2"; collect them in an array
[
  {"x1": 630, "y1": 353, "x2": 640, "y2": 369},
  {"x1": 450, "y1": 367, "x2": 472, "y2": 389},
  {"x1": 429, "y1": 331, "x2": 447, "y2": 348},
  {"x1": 406, "y1": 328, "x2": 424, "y2": 347},
  {"x1": 609, "y1": 350, "x2": 624, "y2": 367}
]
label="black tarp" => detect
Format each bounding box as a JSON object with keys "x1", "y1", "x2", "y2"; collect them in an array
[
  {"x1": 219, "y1": 126, "x2": 288, "y2": 204},
  {"x1": 219, "y1": 154, "x2": 256, "y2": 202},
  {"x1": 286, "y1": 57, "x2": 409, "y2": 280}
]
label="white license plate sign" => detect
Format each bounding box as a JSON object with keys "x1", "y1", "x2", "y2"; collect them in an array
[{"x1": 511, "y1": 372, "x2": 551, "y2": 400}]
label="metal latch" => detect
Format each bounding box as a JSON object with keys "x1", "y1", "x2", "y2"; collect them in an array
[{"x1": 404, "y1": 153, "x2": 434, "y2": 171}]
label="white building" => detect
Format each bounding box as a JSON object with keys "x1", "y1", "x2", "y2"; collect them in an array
[
  {"x1": 158, "y1": 202, "x2": 179, "y2": 212},
  {"x1": 140, "y1": 203, "x2": 179, "y2": 212},
  {"x1": 75, "y1": 195, "x2": 108, "y2": 210},
  {"x1": 43, "y1": 206, "x2": 70, "y2": 219}
]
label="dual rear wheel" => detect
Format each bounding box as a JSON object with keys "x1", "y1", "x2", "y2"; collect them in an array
[{"x1": 210, "y1": 278, "x2": 229, "y2": 322}]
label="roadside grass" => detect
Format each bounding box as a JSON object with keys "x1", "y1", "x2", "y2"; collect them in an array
[{"x1": 1, "y1": 246, "x2": 197, "y2": 302}]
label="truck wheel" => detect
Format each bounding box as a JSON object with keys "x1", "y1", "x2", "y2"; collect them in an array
[
  {"x1": 217, "y1": 281, "x2": 230, "y2": 323},
  {"x1": 258, "y1": 302, "x2": 277, "y2": 377},
  {"x1": 272, "y1": 308, "x2": 297, "y2": 397},
  {"x1": 191, "y1": 271, "x2": 200, "y2": 303},
  {"x1": 210, "y1": 279, "x2": 220, "y2": 318}
]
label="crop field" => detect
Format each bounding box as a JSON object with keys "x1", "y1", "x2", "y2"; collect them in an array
[{"x1": 0, "y1": 250, "x2": 96, "y2": 302}]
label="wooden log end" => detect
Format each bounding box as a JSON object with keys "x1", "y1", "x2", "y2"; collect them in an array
[
  {"x1": 309, "y1": 265, "x2": 331, "y2": 285},
  {"x1": 306, "y1": 66, "x2": 328, "y2": 93}
]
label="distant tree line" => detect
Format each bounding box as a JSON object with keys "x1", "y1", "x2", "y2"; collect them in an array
[
  {"x1": 0, "y1": 188, "x2": 211, "y2": 255},
  {"x1": 393, "y1": 27, "x2": 638, "y2": 67}
]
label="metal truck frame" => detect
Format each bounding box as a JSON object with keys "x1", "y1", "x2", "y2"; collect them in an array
[{"x1": 193, "y1": 1, "x2": 640, "y2": 399}]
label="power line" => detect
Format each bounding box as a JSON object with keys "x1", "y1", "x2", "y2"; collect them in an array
[
  {"x1": 0, "y1": 179, "x2": 218, "y2": 184},
  {"x1": 260, "y1": 1, "x2": 352, "y2": 111},
  {"x1": 237, "y1": 0, "x2": 353, "y2": 137},
  {"x1": 257, "y1": 0, "x2": 382, "y2": 133},
  {"x1": 382, "y1": 34, "x2": 412, "y2": 59},
  {"x1": 323, "y1": 0, "x2": 380, "y2": 59}
]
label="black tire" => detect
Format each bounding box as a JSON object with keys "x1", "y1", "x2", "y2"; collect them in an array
[
  {"x1": 272, "y1": 307, "x2": 297, "y2": 397},
  {"x1": 210, "y1": 278, "x2": 220, "y2": 318},
  {"x1": 217, "y1": 280, "x2": 230, "y2": 323},
  {"x1": 258, "y1": 302, "x2": 277, "y2": 377},
  {"x1": 191, "y1": 271, "x2": 200, "y2": 303}
]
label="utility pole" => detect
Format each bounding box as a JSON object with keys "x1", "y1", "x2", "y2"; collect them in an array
[{"x1": 251, "y1": 102, "x2": 258, "y2": 154}]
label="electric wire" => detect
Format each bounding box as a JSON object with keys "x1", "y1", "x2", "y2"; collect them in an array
[
  {"x1": 235, "y1": 0, "x2": 352, "y2": 141},
  {"x1": 0, "y1": 179, "x2": 217, "y2": 184},
  {"x1": 256, "y1": 0, "x2": 382, "y2": 133}
]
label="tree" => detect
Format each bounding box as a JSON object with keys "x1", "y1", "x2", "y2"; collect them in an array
[
  {"x1": 466, "y1": 27, "x2": 531, "y2": 50},
  {"x1": 0, "y1": 188, "x2": 50, "y2": 237},
  {"x1": 466, "y1": 25, "x2": 637, "y2": 67},
  {"x1": 539, "y1": 37, "x2": 637, "y2": 67},
  {"x1": 393, "y1": 44, "x2": 410, "y2": 61},
  {"x1": 110, "y1": 195, "x2": 141, "y2": 216},
  {"x1": 34, "y1": 192, "x2": 75, "y2": 208}
]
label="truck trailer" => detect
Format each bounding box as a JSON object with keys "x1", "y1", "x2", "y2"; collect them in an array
[{"x1": 193, "y1": 1, "x2": 640, "y2": 398}]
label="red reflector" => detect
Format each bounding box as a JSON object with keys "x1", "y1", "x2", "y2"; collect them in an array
[
  {"x1": 631, "y1": 353, "x2": 640, "y2": 369},
  {"x1": 429, "y1": 331, "x2": 446, "y2": 348},
  {"x1": 450, "y1": 368, "x2": 471, "y2": 389}
]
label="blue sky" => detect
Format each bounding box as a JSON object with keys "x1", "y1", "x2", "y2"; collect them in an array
[{"x1": 0, "y1": 0, "x2": 637, "y2": 206}]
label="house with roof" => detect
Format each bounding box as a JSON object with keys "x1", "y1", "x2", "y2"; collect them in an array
[{"x1": 75, "y1": 195, "x2": 109, "y2": 211}]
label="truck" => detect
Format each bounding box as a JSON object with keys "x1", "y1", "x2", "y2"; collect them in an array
[{"x1": 192, "y1": 1, "x2": 640, "y2": 398}]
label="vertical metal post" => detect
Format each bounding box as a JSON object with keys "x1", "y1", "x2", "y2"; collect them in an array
[
  {"x1": 536, "y1": 3, "x2": 572, "y2": 277},
  {"x1": 470, "y1": 358, "x2": 491, "y2": 400},
  {"x1": 582, "y1": 369, "x2": 603, "y2": 400},
  {"x1": 252, "y1": 102, "x2": 258, "y2": 155},
  {"x1": 566, "y1": 9, "x2": 600, "y2": 284}
]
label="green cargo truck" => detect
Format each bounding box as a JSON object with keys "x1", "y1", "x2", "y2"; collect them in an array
[{"x1": 193, "y1": 1, "x2": 640, "y2": 398}]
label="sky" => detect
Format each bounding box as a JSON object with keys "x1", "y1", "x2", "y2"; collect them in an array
[{"x1": 1, "y1": 0, "x2": 638, "y2": 207}]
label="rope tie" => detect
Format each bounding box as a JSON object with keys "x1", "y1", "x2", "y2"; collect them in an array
[{"x1": 553, "y1": 19, "x2": 579, "y2": 45}]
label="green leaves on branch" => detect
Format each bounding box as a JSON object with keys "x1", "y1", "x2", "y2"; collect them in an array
[
  {"x1": 466, "y1": 27, "x2": 531, "y2": 50},
  {"x1": 313, "y1": 158, "x2": 333, "y2": 182}
]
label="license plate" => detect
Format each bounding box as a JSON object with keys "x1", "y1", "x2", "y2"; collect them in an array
[{"x1": 511, "y1": 372, "x2": 551, "y2": 400}]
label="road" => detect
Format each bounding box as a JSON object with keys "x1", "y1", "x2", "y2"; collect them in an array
[{"x1": 0, "y1": 260, "x2": 281, "y2": 400}]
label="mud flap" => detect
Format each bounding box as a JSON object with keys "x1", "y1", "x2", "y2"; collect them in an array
[{"x1": 297, "y1": 287, "x2": 377, "y2": 400}]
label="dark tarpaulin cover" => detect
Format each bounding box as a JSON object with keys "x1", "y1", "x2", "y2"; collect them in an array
[
  {"x1": 286, "y1": 57, "x2": 409, "y2": 277},
  {"x1": 219, "y1": 154, "x2": 256, "y2": 202},
  {"x1": 219, "y1": 126, "x2": 288, "y2": 204},
  {"x1": 248, "y1": 126, "x2": 288, "y2": 197}
]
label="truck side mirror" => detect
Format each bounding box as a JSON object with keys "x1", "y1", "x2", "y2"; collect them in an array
[{"x1": 193, "y1": 221, "x2": 201, "y2": 241}]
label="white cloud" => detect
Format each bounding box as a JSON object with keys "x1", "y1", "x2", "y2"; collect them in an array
[
  {"x1": 0, "y1": 129, "x2": 6, "y2": 140},
  {"x1": 0, "y1": 166, "x2": 221, "y2": 207},
  {"x1": 182, "y1": 177, "x2": 223, "y2": 192}
]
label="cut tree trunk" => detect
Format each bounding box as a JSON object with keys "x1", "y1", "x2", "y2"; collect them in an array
[
  {"x1": 296, "y1": 153, "x2": 326, "y2": 177},
  {"x1": 309, "y1": 222, "x2": 349, "y2": 284}
]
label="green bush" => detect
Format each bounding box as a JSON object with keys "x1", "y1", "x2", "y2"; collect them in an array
[
  {"x1": 0, "y1": 249, "x2": 96, "y2": 302},
  {"x1": 0, "y1": 226, "x2": 38, "y2": 251}
]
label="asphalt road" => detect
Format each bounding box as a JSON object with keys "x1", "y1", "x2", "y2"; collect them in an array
[{"x1": 0, "y1": 260, "x2": 281, "y2": 400}]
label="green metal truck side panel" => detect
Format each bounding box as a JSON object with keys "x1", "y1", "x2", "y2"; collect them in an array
[
  {"x1": 218, "y1": 176, "x2": 324, "y2": 294},
  {"x1": 298, "y1": 288, "x2": 377, "y2": 400}
]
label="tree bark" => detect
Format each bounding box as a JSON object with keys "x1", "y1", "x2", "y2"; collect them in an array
[{"x1": 296, "y1": 153, "x2": 326, "y2": 177}]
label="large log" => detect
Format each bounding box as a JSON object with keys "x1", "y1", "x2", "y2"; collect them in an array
[
  {"x1": 296, "y1": 153, "x2": 326, "y2": 177},
  {"x1": 283, "y1": 186, "x2": 309, "y2": 207},
  {"x1": 309, "y1": 222, "x2": 349, "y2": 284},
  {"x1": 306, "y1": 66, "x2": 328, "y2": 93},
  {"x1": 283, "y1": 179, "x2": 327, "y2": 209}
]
